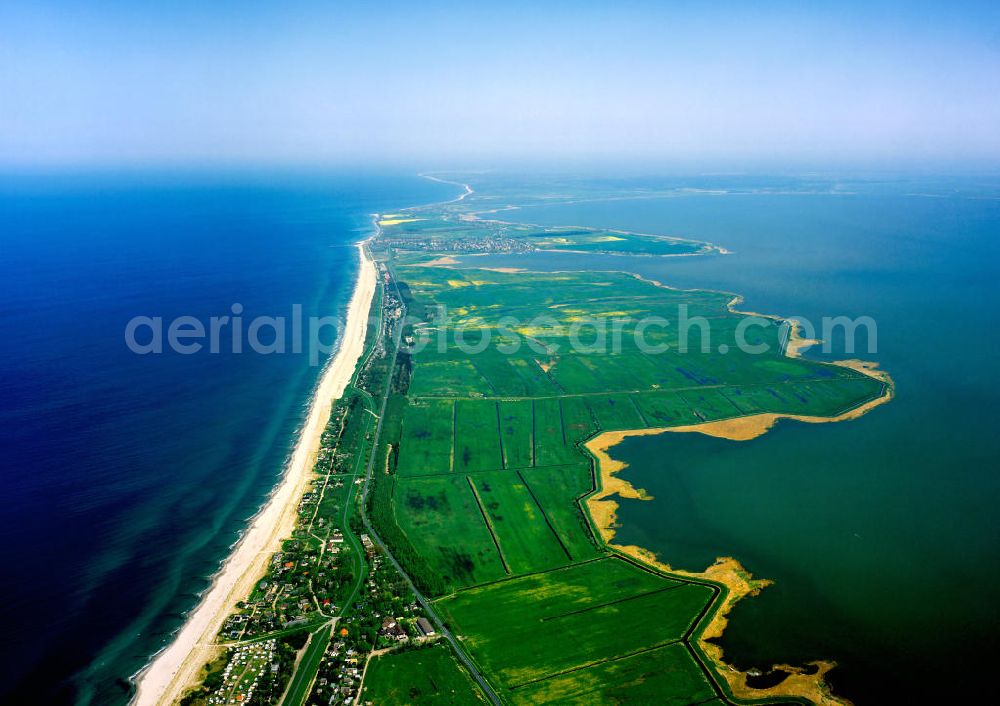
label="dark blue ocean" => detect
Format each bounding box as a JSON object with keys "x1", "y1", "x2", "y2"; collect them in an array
[{"x1": 0, "y1": 171, "x2": 454, "y2": 705}]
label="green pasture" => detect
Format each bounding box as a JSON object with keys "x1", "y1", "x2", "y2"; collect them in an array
[
  {"x1": 394, "y1": 476, "x2": 507, "y2": 588},
  {"x1": 435, "y1": 557, "x2": 712, "y2": 689},
  {"x1": 361, "y1": 642, "x2": 488, "y2": 705},
  {"x1": 508, "y1": 642, "x2": 716, "y2": 705},
  {"x1": 455, "y1": 400, "x2": 504, "y2": 472},
  {"x1": 518, "y1": 465, "x2": 598, "y2": 561},
  {"x1": 395, "y1": 264, "x2": 882, "y2": 423},
  {"x1": 497, "y1": 399, "x2": 533, "y2": 469},
  {"x1": 396, "y1": 399, "x2": 454, "y2": 475},
  {"x1": 473, "y1": 473, "x2": 570, "y2": 573}
]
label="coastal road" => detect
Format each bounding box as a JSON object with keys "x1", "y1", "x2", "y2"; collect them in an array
[
  {"x1": 356, "y1": 252, "x2": 502, "y2": 706},
  {"x1": 281, "y1": 624, "x2": 333, "y2": 706},
  {"x1": 276, "y1": 237, "x2": 500, "y2": 705}
]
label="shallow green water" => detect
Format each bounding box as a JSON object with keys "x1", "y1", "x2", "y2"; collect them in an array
[{"x1": 478, "y1": 176, "x2": 1000, "y2": 702}]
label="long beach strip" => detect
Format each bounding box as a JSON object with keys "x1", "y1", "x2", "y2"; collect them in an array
[{"x1": 132, "y1": 241, "x2": 377, "y2": 705}]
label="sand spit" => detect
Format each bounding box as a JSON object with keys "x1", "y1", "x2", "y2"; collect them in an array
[
  {"x1": 132, "y1": 243, "x2": 377, "y2": 706},
  {"x1": 419, "y1": 255, "x2": 460, "y2": 267}
]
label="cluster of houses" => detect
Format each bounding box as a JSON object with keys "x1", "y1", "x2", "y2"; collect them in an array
[
  {"x1": 378, "y1": 615, "x2": 436, "y2": 643},
  {"x1": 379, "y1": 232, "x2": 535, "y2": 255},
  {"x1": 359, "y1": 533, "x2": 375, "y2": 557},
  {"x1": 304, "y1": 552, "x2": 443, "y2": 704},
  {"x1": 218, "y1": 483, "x2": 360, "y2": 643},
  {"x1": 311, "y1": 639, "x2": 363, "y2": 705},
  {"x1": 205, "y1": 639, "x2": 277, "y2": 705},
  {"x1": 206, "y1": 484, "x2": 444, "y2": 706},
  {"x1": 199, "y1": 278, "x2": 448, "y2": 705},
  {"x1": 355, "y1": 284, "x2": 404, "y2": 394},
  {"x1": 378, "y1": 617, "x2": 408, "y2": 642}
]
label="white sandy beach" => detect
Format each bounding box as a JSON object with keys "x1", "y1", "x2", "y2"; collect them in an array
[{"x1": 132, "y1": 242, "x2": 377, "y2": 706}]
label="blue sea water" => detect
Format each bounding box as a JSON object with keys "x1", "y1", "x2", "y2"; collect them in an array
[{"x1": 0, "y1": 171, "x2": 454, "y2": 705}]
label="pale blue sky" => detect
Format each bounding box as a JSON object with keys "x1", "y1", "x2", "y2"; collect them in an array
[{"x1": 2, "y1": 1, "x2": 999, "y2": 168}]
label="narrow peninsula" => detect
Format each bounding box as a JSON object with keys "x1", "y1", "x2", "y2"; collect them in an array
[{"x1": 140, "y1": 174, "x2": 892, "y2": 706}]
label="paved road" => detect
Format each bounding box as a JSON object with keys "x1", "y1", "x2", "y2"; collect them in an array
[{"x1": 356, "y1": 254, "x2": 502, "y2": 705}]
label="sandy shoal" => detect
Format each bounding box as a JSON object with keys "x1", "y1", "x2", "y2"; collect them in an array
[{"x1": 132, "y1": 242, "x2": 377, "y2": 706}]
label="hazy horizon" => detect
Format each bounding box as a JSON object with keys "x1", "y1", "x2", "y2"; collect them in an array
[{"x1": 3, "y1": 1, "x2": 1000, "y2": 169}]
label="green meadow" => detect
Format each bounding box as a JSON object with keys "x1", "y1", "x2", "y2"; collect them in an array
[
  {"x1": 382, "y1": 258, "x2": 883, "y2": 599},
  {"x1": 435, "y1": 558, "x2": 711, "y2": 689},
  {"x1": 362, "y1": 642, "x2": 488, "y2": 704}
]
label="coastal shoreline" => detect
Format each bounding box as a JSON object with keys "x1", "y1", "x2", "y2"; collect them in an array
[{"x1": 131, "y1": 241, "x2": 377, "y2": 706}]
